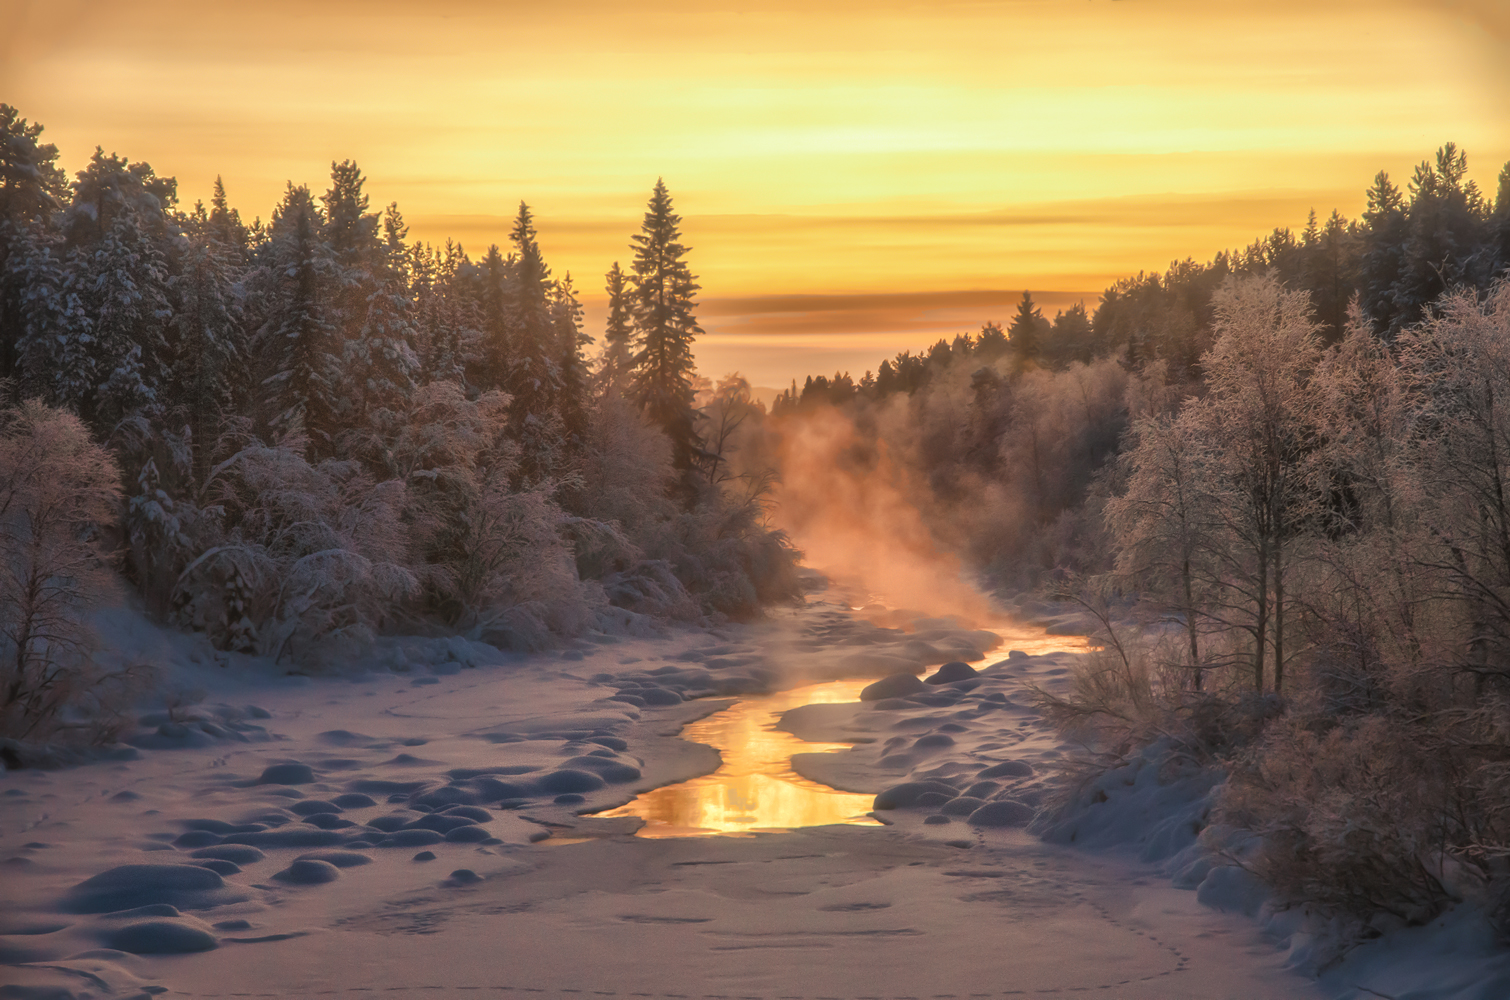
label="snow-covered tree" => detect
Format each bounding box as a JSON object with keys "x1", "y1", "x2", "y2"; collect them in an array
[
  {"x1": 0, "y1": 105, "x2": 68, "y2": 399},
  {"x1": 1105, "y1": 409, "x2": 1220, "y2": 689},
  {"x1": 251, "y1": 183, "x2": 341, "y2": 453},
  {"x1": 0, "y1": 400, "x2": 121, "y2": 738},
  {"x1": 1186, "y1": 274, "x2": 1325, "y2": 692},
  {"x1": 67, "y1": 207, "x2": 173, "y2": 428}
]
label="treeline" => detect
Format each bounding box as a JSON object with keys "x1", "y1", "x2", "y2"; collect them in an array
[
  {"x1": 0, "y1": 104, "x2": 797, "y2": 734},
  {"x1": 764, "y1": 145, "x2": 1510, "y2": 936},
  {"x1": 765, "y1": 144, "x2": 1510, "y2": 590}
]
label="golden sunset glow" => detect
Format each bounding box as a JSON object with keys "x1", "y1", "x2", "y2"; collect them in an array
[{"x1": 5, "y1": 0, "x2": 1507, "y2": 385}]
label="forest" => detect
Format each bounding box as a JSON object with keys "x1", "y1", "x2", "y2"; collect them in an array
[
  {"x1": 0, "y1": 104, "x2": 798, "y2": 741},
  {"x1": 757, "y1": 144, "x2": 1510, "y2": 935}
]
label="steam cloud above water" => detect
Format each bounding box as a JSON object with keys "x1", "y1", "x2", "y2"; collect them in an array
[{"x1": 769, "y1": 405, "x2": 998, "y2": 624}]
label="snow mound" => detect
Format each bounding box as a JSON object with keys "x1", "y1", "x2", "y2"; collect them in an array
[{"x1": 60, "y1": 864, "x2": 249, "y2": 914}]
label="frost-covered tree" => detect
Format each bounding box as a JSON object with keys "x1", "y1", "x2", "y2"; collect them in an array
[
  {"x1": 251, "y1": 183, "x2": 341, "y2": 453},
  {"x1": 320, "y1": 166, "x2": 416, "y2": 433},
  {"x1": 1105, "y1": 409, "x2": 1221, "y2": 688},
  {"x1": 66, "y1": 207, "x2": 173, "y2": 428},
  {"x1": 1186, "y1": 275, "x2": 1324, "y2": 692},
  {"x1": 628, "y1": 179, "x2": 703, "y2": 476},
  {"x1": 381, "y1": 380, "x2": 590, "y2": 638},
  {"x1": 551, "y1": 271, "x2": 591, "y2": 453},
  {"x1": 175, "y1": 440, "x2": 415, "y2": 660},
  {"x1": 409, "y1": 239, "x2": 473, "y2": 386},
  {"x1": 0, "y1": 105, "x2": 68, "y2": 399},
  {"x1": 166, "y1": 225, "x2": 244, "y2": 478},
  {"x1": 504, "y1": 202, "x2": 566, "y2": 479},
  {"x1": 0, "y1": 401, "x2": 121, "y2": 738},
  {"x1": 1398, "y1": 280, "x2": 1510, "y2": 682}
]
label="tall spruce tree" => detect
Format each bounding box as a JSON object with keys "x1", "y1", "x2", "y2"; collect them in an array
[
  {"x1": 505, "y1": 202, "x2": 562, "y2": 428},
  {"x1": 0, "y1": 105, "x2": 68, "y2": 400},
  {"x1": 254, "y1": 183, "x2": 339, "y2": 452},
  {"x1": 505, "y1": 202, "x2": 566, "y2": 481},
  {"x1": 1008, "y1": 290, "x2": 1043, "y2": 366},
  {"x1": 601, "y1": 260, "x2": 634, "y2": 380},
  {"x1": 551, "y1": 271, "x2": 590, "y2": 449},
  {"x1": 1360, "y1": 170, "x2": 1409, "y2": 336},
  {"x1": 628, "y1": 179, "x2": 703, "y2": 474},
  {"x1": 473, "y1": 244, "x2": 511, "y2": 392}
]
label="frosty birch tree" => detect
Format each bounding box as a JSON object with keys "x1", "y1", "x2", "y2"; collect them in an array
[
  {"x1": 0, "y1": 401, "x2": 121, "y2": 737},
  {"x1": 1398, "y1": 280, "x2": 1510, "y2": 682},
  {"x1": 1187, "y1": 274, "x2": 1323, "y2": 693},
  {"x1": 1105, "y1": 408, "x2": 1219, "y2": 689}
]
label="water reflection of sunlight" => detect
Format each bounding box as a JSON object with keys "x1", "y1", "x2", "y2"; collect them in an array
[
  {"x1": 599, "y1": 616, "x2": 1089, "y2": 839},
  {"x1": 598, "y1": 679, "x2": 882, "y2": 838}
]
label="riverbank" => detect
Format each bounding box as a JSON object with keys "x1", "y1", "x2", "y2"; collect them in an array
[{"x1": 2, "y1": 594, "x2": 1324, "y2": 999}]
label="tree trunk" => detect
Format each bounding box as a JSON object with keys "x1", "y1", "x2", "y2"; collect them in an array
[
  {"x1": 1183, "y1": 555, "x2": 1201, "y2": 691},
  {"x1": 1273, "y1": 532, "x2": 1285, "y2": 695},
  {"x1": 1254, "y1": 533, "x2": 1269, "y2": 693}
]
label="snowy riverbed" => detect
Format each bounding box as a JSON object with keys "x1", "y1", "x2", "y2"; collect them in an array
[{"x1": 2, "y1": 595, "x2": 1501, "y2": 999}]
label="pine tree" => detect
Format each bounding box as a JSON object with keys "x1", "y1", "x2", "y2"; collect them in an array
[
  {"x1": 505, "y1": 202, "x2": 563, "y2": 434},
  {"x1": 1493, "y1": 161, "x2": 1510, "y2": 280},
  {"x1": 504, "y1": 202, "x2": 566, "y2": 481},
  {"x1": 628, "y1": 179, "x2": 703, "y2": 474},
  {"x1": 69, "y1": 206, "x2": 172, "y2": 429},
  {"x1": 316, "y1": 164, "x2": 416, "y2": 437},
  {"x1": 166, "y1": 227, "x2": 243, "y2": 480},
  {"x1": 410, "y1": 239, "x2": 471, "y2": 385},
  {"x1": 254, "y1": 183, "x2": 340, "y2": 452},
  {"x1": 1392, "y1": 144, "x2": 1489, "y2": 331},
  {"x1": 208, "y1": 176, "x2": 248, "y2": 256},
  {"x1": 1360, "y1": 170, "x2": 1408, "y2": 335},
  {"x1": 1050, "y1": 303, "x2": 1093, "y2": 364},
  {"x1": 552, "y1": 271, "x2": 591, "y2": 450},
  {"x1": 0, "y1": 106, "x2": 68, "y2": 399},
  {"x1": 472, "y1": 244, "x2": 511, "y2": 392},
  {"x1": 601, "y1": 260, "x2": 634, "y2": 380},
  {"x1": 975, "y1": 321, "x2": 1008, "y2": 359},
  {"x1": 1008, "y1": 291, "x2": 1043, "y2": 365}
]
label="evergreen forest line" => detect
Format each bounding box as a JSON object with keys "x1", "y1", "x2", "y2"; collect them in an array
[{"x1": 0, "y1": 104, "x2": 799, "y2": 741}]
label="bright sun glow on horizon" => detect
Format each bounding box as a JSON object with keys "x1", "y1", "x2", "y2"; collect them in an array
[{"x1": 4, "y1": 0, "x2": 1507, "y2": 386}]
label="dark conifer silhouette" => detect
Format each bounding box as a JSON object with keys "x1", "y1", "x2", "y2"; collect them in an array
[{"x1": 628, "y1": 179, "x2": 703, "y2": 475}]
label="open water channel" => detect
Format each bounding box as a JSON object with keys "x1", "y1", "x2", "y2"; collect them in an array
[{"x1": 601, "y1": 614, "x2": 1091, "y2": 838}]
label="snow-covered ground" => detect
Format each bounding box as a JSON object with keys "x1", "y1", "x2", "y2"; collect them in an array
[{"x1": 1, "y1": 594, "x2": 1502, "y2": 999}]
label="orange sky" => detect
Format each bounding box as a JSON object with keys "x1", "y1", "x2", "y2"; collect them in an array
[{"x1": 4, "y1": 0, "x2": 1507, "y2": 387}]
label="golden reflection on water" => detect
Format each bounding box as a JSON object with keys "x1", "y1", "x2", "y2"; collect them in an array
[
  {"x1": 978, "y1": 619, "x2": 1093, "y2": 657},
  {"x1": 598, "y1": 679, "x2": 882, "y2": 838},
  {"x1": 599, "y1": 616, "x2": 1089, "y2": 839}
]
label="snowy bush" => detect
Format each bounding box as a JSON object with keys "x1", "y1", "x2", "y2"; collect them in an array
[
  {"x1": 0, "y1": 400, "x2": 139, "y2": 740},
  {"x1": 1221, "y1": 710, "x2": 1510, "y2": 929},
  {"x1": 382, "y1": 381, "x2": 601, "y2": 640},
  {"x1": 173, "y1": 438, "x2": 416, "y2": 662}
]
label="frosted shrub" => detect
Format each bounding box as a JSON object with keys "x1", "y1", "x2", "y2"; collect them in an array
[
  {"x1": 0, "y1": 401, "x2": 129, "y2": 739},
  {"x1": 650, "y1": 477, "x2": 801, "y2": 620},
  {"x1": 174, "y1": 440, "x2": 416, "y2": 662},
  {"x1": 386, "y1": 382, "x2": 600, "y2": 640},
  {"x1": 1223, "y1": 713, "x2": 1471, "y2": 926},
  {"x1": 1037, "y1": 619, "x2": 1277, "y2": 766},
  {"x1": 571, "y1": 388, "x2": 674, "y2": 578},
  {"x1": 580, "y1": 386, "x2": 799, "y2": 620}
]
